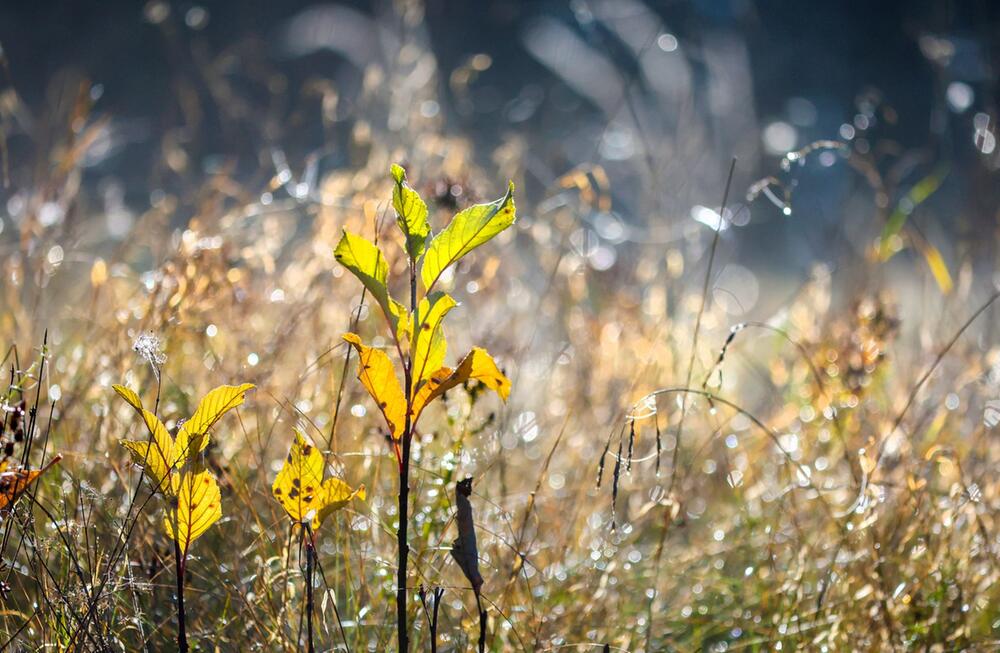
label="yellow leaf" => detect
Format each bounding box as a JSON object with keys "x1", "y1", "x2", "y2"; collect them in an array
[
  {"x1": 391, "y1": 164, "x2": 430, "y2": 260},
  {"x1": 410, "y1": 366, "x2": 454, "y2": 423},
  {"x1": 878, "y1": 165, "x2": 948, "y2": 261},
  {"x1": 316, "y1": 477, "x2": 366, "y2": 526},
  {"x1": 411, "y1": 348, "x2": 510, "y2": 424},
  {"x1": 334, "y1": 230, "x2": 409, "y2": 340},
  {"x1": 272, "y1": 431, "x2": 365, "y2": 529},
  {"x1": 163, "y1": 470, "x2": 222, "y2": 555},
  {"x1": 917, "y1": 241, "x2": 953, "y2": 294},
  {"x1": 175, "y1": 383, "x2": 255, "y2": 464},
  {"x1": 448, "y1": 347, "x2": 511, "y2": 400},
  {"x1": 121, "y1": 415, "x2": 175, "y2": 492},
  {"x1": 420, "y1": 183, "x2": 516, "y2": 292},
  {"x1": 115, "y1": 384, "x2": 176, "y2": 490},
  {"x1": 114, "y1": 385, "x2": 172, "y2": 449},
  {"x1": 0, "y1": 455, "x2": 62, "y2": 511},
  {"x1": 112, "y1": 384, "x2": 146, "y2": 415},
  {"x1": 115, "y1": 383, "x2": 252, "y2": 494},
  {"x1": 410, "y1": 292, "x2": 457, "y2": 389},
  {"x1": 272, "y1": 431, "x2": 325, "y2": 525},
  {"x1": 342, "y1": 333, "x2": 407, "y2": 439}
]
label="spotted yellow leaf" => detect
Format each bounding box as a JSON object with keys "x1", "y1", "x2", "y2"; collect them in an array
[
  {"x1": 342, "y1": 333, "x2": 407, "y2": 439},
  {"x1": 334, "y1": 230, "x2": 409, "y2": 340},
  {"x1": 410, "y1": 366, "x2": 455, "y2": 424},
  {"x1": 411, "y1": 348, "x2": 510, "y2": 424},
  {"x1": 272, "y1": 431, "x2": 365, "y2": 530},
  {"x1": 420, "y1": 182, "x2": 515, "y2": 292},
  {"x1": 163, "y1": 469, "x2": 222, "y2": 555}
]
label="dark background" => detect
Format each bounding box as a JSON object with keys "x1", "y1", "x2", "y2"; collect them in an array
[{"x1": 2, "y1": 1, "x2": 993, "y2": 144}]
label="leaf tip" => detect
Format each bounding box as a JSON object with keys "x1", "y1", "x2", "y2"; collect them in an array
[{"x1": 391, "y1": 163, "x2": 406, "y2": 184}]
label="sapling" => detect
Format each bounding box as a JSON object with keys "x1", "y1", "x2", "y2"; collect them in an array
[{"x1": 334, "y1": 164, "x2": 514, "y2": 650}]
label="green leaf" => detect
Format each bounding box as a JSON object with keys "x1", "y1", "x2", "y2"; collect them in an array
[
  {"x1": 420, "y1": 182, "x2": 516, "y2": 292},
  {"x1": 391, "y1": 164, "x2": 430, "y2": 260},
  {"x1": 334, "y1": 230, "x2": 409, "y2": 339},
  {"x1": 410, "y1": 292, "x2": 458, "y2": 390}
]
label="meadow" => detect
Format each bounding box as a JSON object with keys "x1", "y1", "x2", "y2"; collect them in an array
[{"x1": 2, "y1": 2, "x2": 1000, "y2": 651}]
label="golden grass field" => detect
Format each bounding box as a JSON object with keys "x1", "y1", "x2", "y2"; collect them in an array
[{"x1": 2, "y1": 3, "x2": 1000, "y2": 651}]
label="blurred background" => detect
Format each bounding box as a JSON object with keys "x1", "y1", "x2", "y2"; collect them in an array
[{"x1": 2, "y1": 0, "x2": 999, "y2": 320}]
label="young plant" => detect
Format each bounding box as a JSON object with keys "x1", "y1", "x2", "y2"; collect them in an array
[
  {"x1": 114, "y1": 382, "x2": 254, "y2": 652},
  {"x1": 335, "y1": 164, "x2": 514, "y2": 650},
  {"x1": 271, "y1": 430, "x2": 365, "y2": 653}
]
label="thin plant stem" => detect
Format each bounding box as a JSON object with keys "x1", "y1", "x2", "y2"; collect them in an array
[
  {"x1": 668, "y1": 158, "x2": 737, "y2": 497},
  {"x1": 305, "y1": 537, "x2": 315, "y2": 653},
  {"x1": 174, "y1": 540, "x2": 188, "y2": 653},
  {"x1": 310, "y1": 528, "x2": 352, "y2": 653},
  {"x1": 397, "y1": 254, "x2": 418, "y2": 652}
]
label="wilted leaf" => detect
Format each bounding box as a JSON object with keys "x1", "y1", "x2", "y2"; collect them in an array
[
  {"x1": 391, "y1": 164, "x2": 430, "y2": 260},
  {"x1": 451, "y1": 477, "x2": 484, "y2": 594},
  {"x1": 0, "y1": 455, "x2": 62, "y2": 511},
  {"x1": 420, "y1": 183, "x2": 515, "y2": 292}
]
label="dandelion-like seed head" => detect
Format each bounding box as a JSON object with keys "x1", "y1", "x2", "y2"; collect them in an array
[{"x1": 132, "y1": 331, "x2": 166, "y2": 367}]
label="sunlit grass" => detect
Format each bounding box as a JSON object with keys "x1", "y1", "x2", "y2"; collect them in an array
[{"x1": 2, "y1": 7, "x2": 999, "y2": 652}]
